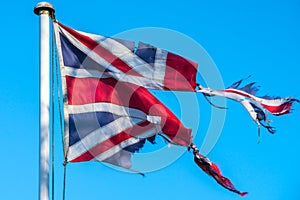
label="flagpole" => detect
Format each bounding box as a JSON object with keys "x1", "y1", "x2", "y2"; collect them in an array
[{"x1": 34, "y1": 2, "x2": 55, "y2": 200}]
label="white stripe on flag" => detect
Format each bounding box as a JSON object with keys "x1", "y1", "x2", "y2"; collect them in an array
[
  {"x1": 93, "y1": 137, "x2": 140, "y2": 162},
  {"x1": 223, "y1": 89, "x2": 292, "y2": 107},
  {"x1": 68, "y1": 103, "x2": 162, "y2": 124},
  {"x1": 68, "y1": 116, "x2": 144, "y2": 161},
  {"x1": 198, "y1": 88, "x2": 247, "y2": 102},
  {"x1": 59, "y1": 26, "x2": 124, "y2": 75},
  {"x1": 153, "y1": 48, "x2": 167, "y2": 86},
  {"x1": 93, "y1": 126, "x2": 159, "y2": 162},
  {"x1": 79, "y1": 30, "x2": 155, "y2": 78},
  {"x1": 64, "y1": 66, "x2": 164, "y2": 89}
]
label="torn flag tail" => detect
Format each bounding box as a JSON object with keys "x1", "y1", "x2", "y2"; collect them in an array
[
  {"x1": 197, "y1": 78, "x2": 299, "y2": 136},
  {"x1": 190, "y1": 143, "x2": 248, "y2": 196}
]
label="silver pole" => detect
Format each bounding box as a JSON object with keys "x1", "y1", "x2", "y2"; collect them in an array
[{"x1": 34, "y1": 2, "x2": 55, "y2": 200}]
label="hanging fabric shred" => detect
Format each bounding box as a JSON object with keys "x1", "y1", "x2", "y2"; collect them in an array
[
  {"x1": 197, "y1": 78, "x2": 299, "y2": 140},
  {"x1": 53, "y1": 21, "x2": 299, "y2": 197},
  {"x1": 190, "y1": 144, "x2": 248, "y2": 196}
]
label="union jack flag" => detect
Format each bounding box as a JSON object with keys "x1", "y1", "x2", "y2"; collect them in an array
[
  {"x1": 54, "y1": 21, "x2": 298, "y2": 196},
  {"x1": 55, "y1": 22, "x2": 194, "y2": 169}
]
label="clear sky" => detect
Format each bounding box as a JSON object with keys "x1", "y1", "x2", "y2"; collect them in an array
[{"x1": 1, "y1": 0, "x2": 300, "y2": 200}]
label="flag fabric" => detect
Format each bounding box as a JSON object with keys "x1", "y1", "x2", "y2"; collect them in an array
[
  {"x1": 197, "y1": 77, "x2": 299, "y2": 138},
  {"x1": 54, "y1": 21, "x2": 297, "y2": 196},
  {"x1": 57, "y1": 22, "x2": 198, "y2": 92},
  {"x1": 190, "y1": 144, "x2": 248, "y2": 196},
  {"x1": 65, "y1": 76, "x2": 192, "y2": 165},
  {"x1": 55, "y1": 22, "x2": 193, "y2": 169}
]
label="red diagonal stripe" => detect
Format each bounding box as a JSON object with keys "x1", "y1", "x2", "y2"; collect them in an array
[
  {"x1": 262, "y1": 102, "x2": 292, "y2": 115},
  {"x1": 222, "y1": 89, "x2": 252, "y2": 99},
  {"x1": 70, "y1": 121, "x2": 153, "y2": 162}
]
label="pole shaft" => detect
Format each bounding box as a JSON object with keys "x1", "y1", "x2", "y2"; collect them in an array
[
  {"x1": 39, "y1": 12, "x2": 50, "y2": 200},
  {"x1": 34, "y1": 3, "x2": 55, "y2": 200}
]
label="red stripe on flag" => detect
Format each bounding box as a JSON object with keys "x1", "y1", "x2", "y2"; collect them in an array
[
  {"x1": 261, "y1": 102, "x2": 292, "y2": 115},
  {"x1": 58, "y1": 22, "x2": 142, "y2": 77},
  {"x1": 164, "y1": 52, "x2": 198, "y2": 91},
  {"x1": 70, "y1": 131, "x2": 132, "y2": 162},
  {"x1": 70, "y1": 121, "x2": 153, "y2": 162},
  {"x1": 223, "y1": 89, "x2": 293, "y2": 116},
  {"x1": 65, "y1": 76, "x2": 192, "y2": 146},
  {"x1": 222, "y1": 89, "x2": 252, "y2": 99}
]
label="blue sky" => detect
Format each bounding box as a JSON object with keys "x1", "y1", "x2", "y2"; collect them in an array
[{"x1": 1, "y1": 0, "x2": 300, "y2": 199}]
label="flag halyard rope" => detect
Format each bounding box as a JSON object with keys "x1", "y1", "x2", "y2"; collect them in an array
[
  {"x1": 51, "y1": 20, "x2": 55, "y2": 200},
  {"x1": 52, "y1": 18, "x2": 68, "y2": 200}
]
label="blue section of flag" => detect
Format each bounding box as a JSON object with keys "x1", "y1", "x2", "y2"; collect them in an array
[
  {"x1": 124, "y1": 135, "x2": 157, "y2": 153},
  {"x1": 60, "y1": 33, "x2": 112, "y2": 72},
  {"x1": 124, "y1": 139, "x2": 146, "y2": 152},
  {"x1": 135, "y1": 42, "x2": 156, "y2": 68},
  {"x1": 69, "y1": 111, "x2": 120, "y2": 146},
  {"x1": 60, "y1": 33, "x2": 87, "y2": 68},
  {"x1": 60, "y1": 33, "x2": 135, "y2": 72}
]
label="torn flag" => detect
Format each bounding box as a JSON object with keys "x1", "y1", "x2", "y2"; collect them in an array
[
  {"x1": 54, "y1": 22, "x2": 194, "y2": 168},
  {"x1": 53, "y1": 21, "x2": 298, "y2": 197}
]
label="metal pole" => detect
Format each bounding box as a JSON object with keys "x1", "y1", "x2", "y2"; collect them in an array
[{"x1": 34, "y1": 2, "x2": 55, "y2": 200}]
